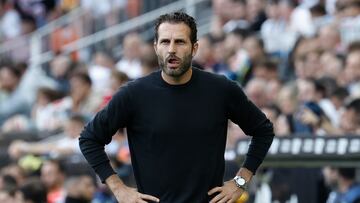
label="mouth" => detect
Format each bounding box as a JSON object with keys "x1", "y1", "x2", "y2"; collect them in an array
[{"x1": 167, "y1": 56, "x2": 180, "y2": 69}]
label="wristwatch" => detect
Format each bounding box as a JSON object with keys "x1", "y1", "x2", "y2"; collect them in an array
[{"x1": 233, "y1": 176, "x2": 247, "y2": 190}]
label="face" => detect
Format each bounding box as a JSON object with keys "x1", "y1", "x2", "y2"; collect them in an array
[
  {"x1": 193, "y1": 37, "x2": 212, "y2": 64},
  {"x1": 340, "y1": 109, "x2": 359, "y2": 133},
  {"x1": 0, "y1": 67, "x2": 19, "y2": 92},
  {"x1": 319, "y1": 26, "x2": 339, "y2": 51},
  {"x1": 297, "y1": 79, "x2": 316, "y2": 103},
  {"x1": 70, "y1": 77, "x2": 90, "y2": 100},
  {"x1": 78, "y1": 176, "x2": 96, "y2": 200},
  {"x1": 243, "y1": 37, "x2": 263, "y2": 61},
  {"x1": 154, "y1": 22, "x2": 198, "y2": 78},
  {"x1": 50, "y1": 56, "x2": 70, "y2": 78},
  {"x1": 41, "y1": 162, "x2": 64, "y2": 190},
  {"x1": 345, "y1": 51, "x2": 360, "y2": 83}
]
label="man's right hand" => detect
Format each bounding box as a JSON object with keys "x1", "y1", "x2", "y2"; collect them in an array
[{"x1": 106, "y1": 174, "x2": 160, "y2": 203}]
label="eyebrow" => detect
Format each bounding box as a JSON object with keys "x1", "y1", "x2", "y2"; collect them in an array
[{"x1": 159, "y1": 38, "x2": 187, "y2": 43}]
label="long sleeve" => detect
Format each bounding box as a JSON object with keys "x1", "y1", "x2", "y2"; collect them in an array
[
  {"x1": 79, "y1": 86, "x2": 132, "y2": 182},
  {"x1": 226, "y1": 80, "x2": 274, "y2": 173}
]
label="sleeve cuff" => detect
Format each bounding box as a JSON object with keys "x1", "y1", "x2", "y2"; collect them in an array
[
  {"x1": 242, "y1": 155, "x2": 263, "y2": 174},
  {"x1": 95, "y1": 161, "x2": 117, "y2": 183}
]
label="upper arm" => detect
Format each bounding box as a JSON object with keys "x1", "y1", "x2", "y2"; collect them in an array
[
  {"x1": 226, "y1": 80, "x2": 271, "y2": 136},
  {"x1": 81, "y1": 86, "x2": 132, "y2": 145}
]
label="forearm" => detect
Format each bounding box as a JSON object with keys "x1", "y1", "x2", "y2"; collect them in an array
[
  {"x1": 25, "y1": 143, "x2": 56, "y2": 154},
  {"x1": 243, "y1": 120, "x2": 274, "y2": 174},
  {"x1": 106, "y1": 174, "x2": 127, "y2": 191},
  {"x1": 79, "y1": 136, "x2": 116, "y2": 182},
  {"x1": 235, "y1": 167, "x2": 253, "y2": 182}
]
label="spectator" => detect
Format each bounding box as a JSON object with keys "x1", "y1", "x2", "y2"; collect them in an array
[
  {"x1": 139, "y1": 42, "x2": 159, "y2": 76},
  {"x1": 98, "y1": 70, "x2": 129, "y2": 110},
  {"x1": 0, "y1": 63, "x2": 28, "y2": 127},
  {"x1": 116, "y1": 32, "x2": 143, "y2": 79},
  {"x1": 0, "y1": 163, "x2": 26, "y2": 186},
  {"x1": 44, "y1": 70, "x2": 103, "y2": 125},
  {"x1": 318, "y1": 25, "x2": 342, "y2": 53},
  {"x1": 0, "y1": 0, "x2": 21, "y2": 41},
  {"x1": 344, "y1": 41, "x2": 360, "y2": 97},
  {"x1": 237, "y1": 34, "x2": 267, "y2": 85},
  {"x1": 339, "y1": 98, "x2": 360, "y2": 134},
  {"x1": 193, "y1": 35, "x2": 216, "y2": 70},
  {"x1": 252, "y1": 58, "x2": 279, "y2": 81},
  {"x1": 8, "y1": 114, "x2": 86, "y2": 159},
  {"x1": 40, "y1": 159, "x2": 66, "y2": 203},
  {"x1": 64, "y1": 175, "x2": 96, "y2": 203},
  {"x1": 246, "y1": 0, "x2": 267, "y2": 32},
  {"x1": 245, "y1": 78, "x2": 269, "y2": 108},
  {"x1": 48, "y1": 55, "x2": 73, "y2": 94},
  {"x1": 16, "y1": 177, "x2": 47, "y2": 203},
  {"x1": 88, "y1": 51, "x2": 115, "y2": 92},
  {"x1": 326, "y1": 168, "x2": 360, "y2": 203},
  {"x1": 320, "y1": 52, "x2": 345, "y2": 82}
]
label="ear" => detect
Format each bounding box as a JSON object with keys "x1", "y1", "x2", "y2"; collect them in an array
[
  {"x1": 192, "y1": 42, "x2": 199, "y2": 57},
  {"x1": 153, "y1": 41, "x2": 158, "y2": 54}
]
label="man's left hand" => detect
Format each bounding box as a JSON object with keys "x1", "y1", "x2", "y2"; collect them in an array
[{"x1": 208, "y1": 180, "x2": 243, "y2": 203}]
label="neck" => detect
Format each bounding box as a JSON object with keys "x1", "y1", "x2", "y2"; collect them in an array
[{"x1": 161, "y1": 67, "x2": 193, "y2": 85}]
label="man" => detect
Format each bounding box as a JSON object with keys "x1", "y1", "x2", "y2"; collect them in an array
[
  {"x1": 40, "y1": 159, "x2": 66, "y2": 203},
  {"x1": 344, "y1": 41, "x2": 360, "y2": 97},
  {"x1": 79, "y1": 12, "x2": 274, "y2": 203}
]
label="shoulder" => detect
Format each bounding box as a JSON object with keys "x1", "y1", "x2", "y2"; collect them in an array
[
  {"x1": 126, "y1": 70, "x2": 160, "y2": 88},
  {"x1": 344, "y1": 184, "x2": 360, "y2": 202},
  {"x1": 112, "y1": 71, "x2": 160, "y2": 99},
  {"x1": 194, "y1": 68, "x2": 243, "y2": 93},
  {"x1": 194, "y1": 68, "x2": 230, "y2": 84}
]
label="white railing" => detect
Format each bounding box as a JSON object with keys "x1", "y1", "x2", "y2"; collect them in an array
[
  {"x1": 0, "y1": 7, "x2": 85, "y2": 57},
  {"x1": 62, "y1": 0, "x2": 210, "y2": 54},
  {"x1": 1, "y1": 0, "x2": 212, "y2": 69}
]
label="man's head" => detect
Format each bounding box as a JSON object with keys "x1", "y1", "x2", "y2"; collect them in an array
[
  {"x1": 17, "y1": 178, "x2": 47, "y2": 203},
  {"x1": 0, "y1": 64, "x2": 22, "y2": 93},
  {"x1": 154, "y1": 12, "x2": 198, "y2": 78},
  {"x1": 340, "y1": 98, "x2": 360, "y2": 133},
  {"x1": 69, "y1": 70, "x2": 92, "y2": 101},
  {"x1": 345, "y1": 41, "x2": 360, "y2": 84},
  {"x1": 40, "y1": 159, "x2": 65, "y2": 191},
  {"x1": 154, "y1": 12, "x2": 198, "y2": 45}
]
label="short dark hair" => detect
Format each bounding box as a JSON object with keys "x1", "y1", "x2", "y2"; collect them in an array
[
  {"x1": 19, "y1": 178, "x2": 47, "y2": 203},
  {"x1": 338, "y1": 167, "x2": 356, "y2": 180},
  {"x1": 42, "y1": 159, "x2": 66, "y2": 174},
  {"x1": 70, "y1": 70, "x2": 92, "y2": 86},
  {"x1": 348, "y1": 41, "x2": 360, "y2": 53},
  {"x1": 253, "y1": 58, "x2": 278, "y2": 71},
  {"x1": 154, "y1": 12, "x2": 198, "y2": 44},
  {"x1": 346, "y1": 98, "x2": 360, "y2": 125}
]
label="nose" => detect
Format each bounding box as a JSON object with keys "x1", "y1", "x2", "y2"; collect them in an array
[{"x1": 168, "y1": 41, "x2": 176, "y2": 54}]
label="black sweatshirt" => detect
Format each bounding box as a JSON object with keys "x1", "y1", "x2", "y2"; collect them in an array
[{"x1": 79, "y1": 68, "x2": 274, "y2": 203}]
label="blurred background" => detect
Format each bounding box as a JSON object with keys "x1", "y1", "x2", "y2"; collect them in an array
[{"x1": 0, "y1": 0, "x2": 360, "y2": 202}]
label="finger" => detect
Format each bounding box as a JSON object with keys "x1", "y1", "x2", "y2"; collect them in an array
[
  {"x1": 218, "y1": 196, "x2": 231, "y2": 203},
  {"x1": 226, "y1": 198, "x2": 236, "y2": 203},
  {"x1": 209, "y1": 193, "x2": 226, "y2": 203},
  {"x1": 208, "y1": 187, "x2": 222, "y2": 195},
  {"x1": 136, "y1": 199, "x2": 148, "y2": 203},
  {"x1": 140, "y1": 193, "x2": 160, "y2": 202}
]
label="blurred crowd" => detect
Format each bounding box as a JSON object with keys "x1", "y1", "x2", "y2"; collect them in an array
[{"x1": 0, "y1": 0, "x2": 360, "y2": 202}]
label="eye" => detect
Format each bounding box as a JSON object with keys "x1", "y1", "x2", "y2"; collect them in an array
[
  {"x1": 160, "y1": 39, "x2": 170, "y2": 44},
  {"x1": 175, "y1": 40, "x2": 186, "y2": 44}
]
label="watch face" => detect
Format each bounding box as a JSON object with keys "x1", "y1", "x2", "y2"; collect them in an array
[{"x1": 237, "y1": 177, "x2": 246, "y2": 185}]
